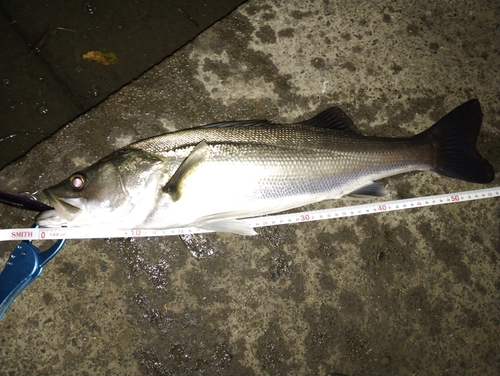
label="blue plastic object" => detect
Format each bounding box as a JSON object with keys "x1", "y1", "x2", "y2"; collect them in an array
[{"x1": 0, "y1": 231, "x2": 65, "y2": 320}]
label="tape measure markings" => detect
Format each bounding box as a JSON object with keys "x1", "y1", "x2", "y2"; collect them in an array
[{"x1": 0, "y1": 186, "x2": 498, "y2": 241}]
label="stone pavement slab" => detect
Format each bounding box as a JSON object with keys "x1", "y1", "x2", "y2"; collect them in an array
[{"x1": 0, "y1": 0, "x2": 246, "y2": 168}]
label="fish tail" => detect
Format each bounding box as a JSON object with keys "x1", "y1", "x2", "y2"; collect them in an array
[{"x1": 421, "y1": 99, "x2": 494, "y2": 184}]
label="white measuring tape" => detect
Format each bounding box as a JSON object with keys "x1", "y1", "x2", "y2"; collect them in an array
[{"x1": 0, "y1": 186, "x2": 498, "y2": 241}]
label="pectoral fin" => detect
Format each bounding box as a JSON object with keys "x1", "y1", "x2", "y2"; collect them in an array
[{"x1": 163, "y1": 141, "x2": 209, "y2": 201}]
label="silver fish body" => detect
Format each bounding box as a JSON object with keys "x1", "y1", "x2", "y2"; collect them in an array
[{"x1": 36, "y1": 100, "x2": 494, "y2": 235}]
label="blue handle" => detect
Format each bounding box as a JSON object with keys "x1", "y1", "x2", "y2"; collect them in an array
[{"x1": 0, "y1": 236, "x2": 65, "y2": 320}]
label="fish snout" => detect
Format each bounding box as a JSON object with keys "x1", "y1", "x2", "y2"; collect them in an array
[{"x1": 43, "y1": 190, "x2": 84, "y2": 222}]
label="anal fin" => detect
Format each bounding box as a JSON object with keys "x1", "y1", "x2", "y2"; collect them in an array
[{"x1": 344, "y1": 182, "x2": 388, "y2": 199}]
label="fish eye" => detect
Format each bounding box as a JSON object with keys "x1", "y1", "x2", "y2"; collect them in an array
[{"x1": 69, "y1": 173, "x2": 87, "y2": 190}]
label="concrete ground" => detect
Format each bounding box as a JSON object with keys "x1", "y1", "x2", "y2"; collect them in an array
[
  {"x1": 0, "y1": 0, "x2": 245, "y2": 169},
  {"x1": 0, "y1": 1, "x2": 499, "y2": 375}
]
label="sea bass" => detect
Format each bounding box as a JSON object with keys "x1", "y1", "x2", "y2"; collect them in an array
[{"x1": 35, "y1": 99, "x2": 494, "y2": 235}]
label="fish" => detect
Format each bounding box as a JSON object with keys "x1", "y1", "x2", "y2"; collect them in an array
[{"x1": 35, "y1": 99, "x2": 494, "y2": 235}]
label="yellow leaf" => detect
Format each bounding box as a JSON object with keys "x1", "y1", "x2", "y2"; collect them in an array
[{"x1": 82, "y1": 51, "x2": 119, "y2": 65}]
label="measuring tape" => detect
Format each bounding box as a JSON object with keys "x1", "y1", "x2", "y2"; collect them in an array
[{"x1": 0, "y1": 186, "x2": 498, "y2": 241}]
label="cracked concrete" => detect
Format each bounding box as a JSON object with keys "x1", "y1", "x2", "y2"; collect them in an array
[{"x1": 1, "y1": 1, "x2": 499, "y2": 375}]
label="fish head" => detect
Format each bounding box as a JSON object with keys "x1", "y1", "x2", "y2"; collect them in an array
[{"x1": 35, "y1": 149, "x2": 166, "y2": 227}]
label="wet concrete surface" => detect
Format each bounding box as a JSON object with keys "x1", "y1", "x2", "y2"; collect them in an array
[
  {"x1": 0, "y1": 0, "x2": 245, "y2": 169},
  {"x1": 0, "y1": 1, "x2": 499, "y2": 375}
]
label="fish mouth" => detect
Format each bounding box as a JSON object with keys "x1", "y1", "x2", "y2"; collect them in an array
[{"x1": 40, "y1": 190, "x2": 84, "y2": 222}]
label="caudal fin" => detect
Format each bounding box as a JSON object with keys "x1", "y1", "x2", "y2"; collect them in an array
[{"x1": 422, "y1": 99, "x2": 494, "y2": 184}]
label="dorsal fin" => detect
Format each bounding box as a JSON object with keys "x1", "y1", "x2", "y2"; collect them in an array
[
  {"x1": 299, "y1": 107, "x2": 360, "y2": 133},
  {"x1": 163, "y1": 141, "x2": 209, "y2": 201},
  {"x1": 201, "y1": 120, "x2": 274, "y2": 129}
]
